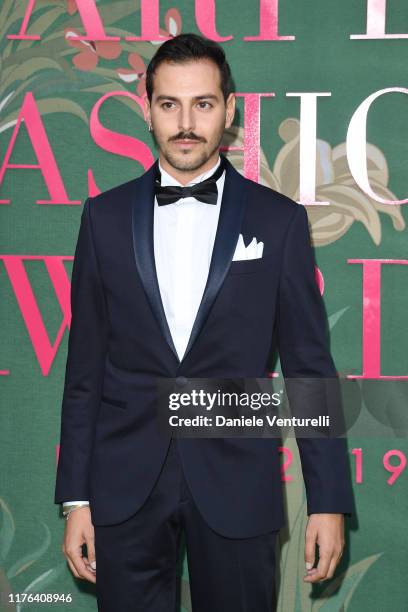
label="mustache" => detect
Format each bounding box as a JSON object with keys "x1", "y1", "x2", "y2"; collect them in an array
[{"x1": 169, "y1": 133, "x2": 205, "y2": 142}]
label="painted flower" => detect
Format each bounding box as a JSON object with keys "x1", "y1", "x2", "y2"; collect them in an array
[
  {"x1": 116, "y1": 7, "x2": 182, "y2": 96},
  {"x1": 150, "y1": 7, "x2": 183, "y2": 44},
  {"x1": 64, "y1": 27, "x2": 122, "y2": 71},
  {"x1": 117, "y1": 52, "x2": 147, "y2": 97},
  {"x1": 223, "y1": 122, "x2": 405, "y2": 247},
  {"x1": 273, "y1": 118, "x2": 405, "y2": 246},
  {"x1": 66, "y1": 0, "x2": 77, "y2": 15},
  {"x1": 164, "y1": 8, "x2": 182, "y2": 37}
]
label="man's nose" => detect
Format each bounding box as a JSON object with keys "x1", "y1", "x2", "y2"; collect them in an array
[{"x1": 178, "y1": 107, "x2": 195, "y2": 133}]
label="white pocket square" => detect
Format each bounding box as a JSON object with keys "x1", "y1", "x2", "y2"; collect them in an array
[{"x1": 232, "y1": 234, "x2": 264, "y2": 261}]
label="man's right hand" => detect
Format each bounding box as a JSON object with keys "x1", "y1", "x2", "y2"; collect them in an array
[{"x1": 62, "y1": 506, "x2": 96, "y2": 584}]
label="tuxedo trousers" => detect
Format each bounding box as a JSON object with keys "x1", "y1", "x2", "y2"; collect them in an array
[{"x1": 94, "y1": 437, "x2": 279, "y2": 612}]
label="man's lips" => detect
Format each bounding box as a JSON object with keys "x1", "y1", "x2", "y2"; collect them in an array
[{"x1": 173, "y1": 139, "x2": 201, "y2": 146}]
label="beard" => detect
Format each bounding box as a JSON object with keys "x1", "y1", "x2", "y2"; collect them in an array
[{"x1": 154, "y1": 127, "x2": 224, "y2": 173}]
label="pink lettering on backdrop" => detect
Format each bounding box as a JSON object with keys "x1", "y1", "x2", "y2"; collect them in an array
[
  {"x1": 351, "y1": 0, "x2": 408, "y2": 39},
  {"x1": 348, "y1": 259, "x2": 408, "y2": 380},
  {"x1": 88, "y1": 92, "x2": 154, "y2": 195},
  {"x1": 0, "y1": 92, "x2": 78, "y2": 205},
  {"x1": 279, "y1": 447, "x2": 294, "y2": 481},
  {"x1": 7, "y1": 0, "x2": 39, "y2": 41},
  {"x1": 383, "y1": 450, "x2": 407, "y2": 485},
  {"x1": 8, "y1": 0, "x2": 120, "y2": 41},
  {"x1": 195, "y1": 0, "x2": 233, "y2": 41},
  {"x1": 125, "y1": 0, "x2": 171, "y2": 42},
  {"x1": 287, "y1": 92, "x2": 331, "y2": 206},
  {"x1": 315, "y1": 266, "x2": 324, "y2": 295},
  {"x1": 347, "y1": 88, "x2": 408, "y2": 205},
  {"x1": 222, "y1": 93, "x2": 275, "y2": 183},
  {"x1": 244, "y1": 0, "x2": 295, "y2": 41},
  {"x1": 1, "y1": 255, "x2": 73, "y2": 376},
  {"x1": 352, "y1": 448, "x2": 363, "y2": 483},
  {"x1": 8, "y1": 0, "x2": 294, "y2": 42}
]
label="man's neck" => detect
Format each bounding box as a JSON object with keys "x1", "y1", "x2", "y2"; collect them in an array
[{"x1": 158, "y1": 153, "x2": 221, "y2": 186}]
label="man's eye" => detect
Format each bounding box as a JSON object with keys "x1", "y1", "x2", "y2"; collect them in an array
[
  {"x1": 198, "y1": 101, "x2": 212, "y2": 109},
  {"x1": 162, "y1": 102, "x2": 175, "y2": 109}
]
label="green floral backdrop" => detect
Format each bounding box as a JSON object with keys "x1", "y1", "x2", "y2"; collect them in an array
[{"x1": 1, "y1": 1, "x2": 407, "y2": 610}]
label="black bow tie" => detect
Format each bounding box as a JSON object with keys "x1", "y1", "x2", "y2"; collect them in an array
[{"x1": 154, "y1": 156, "x2": 226, "y2": 206}]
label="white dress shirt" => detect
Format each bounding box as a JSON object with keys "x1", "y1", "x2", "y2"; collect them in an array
[
  {"x1": 153, "y1": 155, "x2": 225, "y2": 361},
  {"x1": 63, "y1": 155, "x2": 226, "y2": 509}
]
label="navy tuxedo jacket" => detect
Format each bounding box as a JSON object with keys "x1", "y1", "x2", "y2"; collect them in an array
[{"x1": 54, "y1": 154, "x2": 355, "y2": 537}]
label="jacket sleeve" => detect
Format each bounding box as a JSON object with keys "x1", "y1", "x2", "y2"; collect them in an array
[
  {"x1": 276, "y1": 203, "x2": 355, "y2": 516},
  {"x1": 54, "y1": 197, "x2": 109, "y2": 504}
]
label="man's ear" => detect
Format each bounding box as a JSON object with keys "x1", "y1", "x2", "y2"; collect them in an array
[
  {"x1": 225, "y1": 93, "x2": 235, "y2": 129},
  {"x1": 144, "y1": 97, "x2": 151, "y2": 127}
]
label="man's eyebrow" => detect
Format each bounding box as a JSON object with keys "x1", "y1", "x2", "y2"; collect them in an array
[{"x1": 155, "y1": 94, "x2": 219, "y2": 102}]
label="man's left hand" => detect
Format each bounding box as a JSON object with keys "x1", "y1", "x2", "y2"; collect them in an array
[{"x1": 303, "y1": 513, "x2": 345, "y2": 583}]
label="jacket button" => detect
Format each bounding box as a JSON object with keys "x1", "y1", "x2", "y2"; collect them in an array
[{"x1": 175, "y1": 376, "x2": 188, "y2": 387}]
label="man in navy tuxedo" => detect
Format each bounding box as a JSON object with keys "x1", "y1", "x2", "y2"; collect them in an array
[{"x1": 55, "y1": 33, "x2": 355, "y2": 611}]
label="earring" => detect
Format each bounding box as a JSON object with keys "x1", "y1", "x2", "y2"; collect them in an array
[{"x1": 148, "y1": 123, "x2": 152, "y2": 132}]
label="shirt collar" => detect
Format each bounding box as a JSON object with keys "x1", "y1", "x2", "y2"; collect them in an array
[{"x1": 158, "y1": 156, "x2": 222, "y2": 187}]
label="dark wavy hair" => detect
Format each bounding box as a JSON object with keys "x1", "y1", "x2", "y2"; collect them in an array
[{"x1": 146, "y1": 33, "x2": 234, "y2": 103}]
